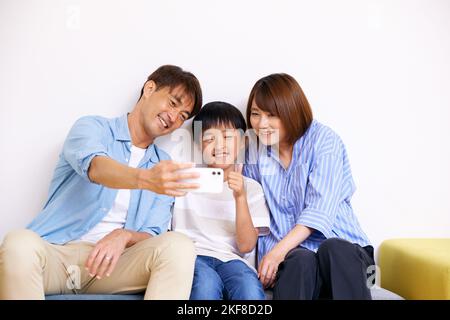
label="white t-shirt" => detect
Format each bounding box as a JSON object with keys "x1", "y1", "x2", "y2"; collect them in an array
[
  {"x1": 77, "y1": 145, "x2": 146, "y2": 244},
  {"x1": 171, "y1": 176, "x2": 270, "y2": 272}
]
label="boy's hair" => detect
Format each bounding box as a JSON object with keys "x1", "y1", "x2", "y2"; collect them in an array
[{"x1": 192, "y1": 101, "x2": 247, "y2": 141}]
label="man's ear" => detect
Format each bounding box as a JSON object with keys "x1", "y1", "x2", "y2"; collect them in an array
[{"x1": 142, "y1": 80, "x2": 156, "y2": 98}]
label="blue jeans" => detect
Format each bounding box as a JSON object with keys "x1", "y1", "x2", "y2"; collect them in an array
[{"x1": 190, "y1": 255, "x2": 265, "y2": 300}]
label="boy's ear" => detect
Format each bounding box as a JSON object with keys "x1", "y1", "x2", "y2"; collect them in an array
[
  {"x1": 239, "y1": 136, "x2": 246, "y2": 149},
  {"x1": 235, "y1": 132, "x2": 247, "y2": 165},
  {"x1": 238, "y1": 130, "x2": 246, "y2": 149}
]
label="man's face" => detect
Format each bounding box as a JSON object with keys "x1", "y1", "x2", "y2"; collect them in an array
[{"x1": 140, "y1": 81, "x2": 194, "y2": 138}]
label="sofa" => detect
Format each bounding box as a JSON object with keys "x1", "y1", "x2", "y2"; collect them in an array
[
  {"x1": 379, "y1": 238, "x2": 450, "y2": 299},
  {"x1": 45, "y1": 242, "x2": 406, "y2": 300},
  {"x1": 45, "y1": 285, "x2": 403, "y2": 300}
]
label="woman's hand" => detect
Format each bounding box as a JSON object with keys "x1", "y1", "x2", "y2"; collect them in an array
[
  {"x1": 258, "y1": 247, "x2": 286, "y2": 288},
  {"x1": 258, "y1": 225, "x2": 314, "y2": 288}
]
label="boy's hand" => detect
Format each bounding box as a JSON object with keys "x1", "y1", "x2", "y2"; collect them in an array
[{"x1": 228, "y1": 164, "x2": 246, "y2": 199}]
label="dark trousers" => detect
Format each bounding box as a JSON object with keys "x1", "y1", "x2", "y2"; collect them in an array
[{"x1": 273, "y1": 238, "x2": 375, "y2": 300}]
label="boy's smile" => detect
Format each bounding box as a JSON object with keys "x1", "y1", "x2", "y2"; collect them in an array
[{"x1": 201, "y1": 125, "x2": 242, "y2": 171}]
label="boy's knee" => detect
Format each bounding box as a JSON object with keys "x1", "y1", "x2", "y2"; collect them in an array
[
  {"x1": 191, "y1": 274, "x2": 223, "y2": 300},
  {"x1": 228, "y1": 277, "x2": 265, "y2": 300}
]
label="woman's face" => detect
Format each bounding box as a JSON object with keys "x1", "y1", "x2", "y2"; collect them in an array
[{"x1": 249, "y1": 100, "x2": 288, "y2": 146}]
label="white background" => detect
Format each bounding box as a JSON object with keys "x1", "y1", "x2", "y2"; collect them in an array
[{"x1": 1, "y1": 0, "x2": 449, "y2": 254}]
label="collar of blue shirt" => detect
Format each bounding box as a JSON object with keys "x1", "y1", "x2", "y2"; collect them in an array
[{"x1": 114, "y1": 113, "x2": 160, "y2": 164}]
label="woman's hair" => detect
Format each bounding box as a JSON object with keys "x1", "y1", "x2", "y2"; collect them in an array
[
  {"x1": 246, "y1": 73, "x2": 313, "y2": 144},
  {"x1": 139, "y1": 65, "x2": 202, "y2": 119},
  {"x1": 192, "y1": 101, "x2": 247, "y2": 141}
]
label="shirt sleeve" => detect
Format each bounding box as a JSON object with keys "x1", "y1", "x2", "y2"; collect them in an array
[
  {"x1": 62, "y1": 116, "x2": 110, "y2": 182},
  {"x1": 138, "y1": 194, "x2": 175, "y2": 236},
  {"x1": 247, "y1": 180, "x2": 271, "y2": 236},
  {"x1": 243, "y1": 163, "x2": 260, "y2": 183},
  {"x1": 296, "y1": 153, "x2": 344, "y2": 238}
]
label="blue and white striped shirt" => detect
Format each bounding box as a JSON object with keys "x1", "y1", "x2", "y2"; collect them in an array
[{"x1": 243, "y1": 119, "x2": 370, "y2": 261}]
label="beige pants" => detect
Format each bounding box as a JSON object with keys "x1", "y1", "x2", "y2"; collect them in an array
[{"x1": 0, "y1": 229, "x2": 196, "y2": 300}]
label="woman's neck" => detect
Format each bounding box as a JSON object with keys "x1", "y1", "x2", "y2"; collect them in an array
[{"x1": 277, "y1": 141, "x2": 294, "y2": 169}]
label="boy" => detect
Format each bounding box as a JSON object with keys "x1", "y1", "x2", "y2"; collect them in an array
[{"x1": 171, "y1": 101, "x2": 270, "y2": 300}]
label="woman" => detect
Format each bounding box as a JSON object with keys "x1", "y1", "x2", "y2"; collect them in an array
[{"x1": 243, "y1": 73, "x2": 374, "y2": 300}]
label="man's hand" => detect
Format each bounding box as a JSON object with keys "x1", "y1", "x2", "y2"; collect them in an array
[
  {"x1": 88, "y1": 157, "x2": 200, "y2": 196},
  {"x1": 258, "y1": 247, "x2": 286, "y2": 289},
  {"x1": 138, "y1": 160, "x2": 200, "y2": 196},
  {"x1": 85, "y1": 229, "x2": 131, "y2": 279},
  {"x1": 228, "y1": 164, "x2": 246, "y2": 199}
]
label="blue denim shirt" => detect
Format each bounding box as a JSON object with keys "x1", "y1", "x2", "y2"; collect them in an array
[{"x1": 28, "y1": 114, "x2": 174, "y2": 244}]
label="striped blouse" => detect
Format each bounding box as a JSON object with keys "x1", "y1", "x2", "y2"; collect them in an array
[{"x1": 243, "y1": 119, "x2": 371, "y2": 261}]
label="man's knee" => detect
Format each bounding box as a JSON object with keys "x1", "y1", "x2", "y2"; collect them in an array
[
  {"x1": 1, "y1": 229, "x2": 44, "y2": 254},
  {"x1": 156, "y1": 231, "x2": 195, "y2": 261},
  {"x1": 0, "y1": 229, "x2": 45, "y2": 271}
]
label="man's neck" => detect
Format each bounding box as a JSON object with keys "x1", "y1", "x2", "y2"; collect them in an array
[{"x1": 127, "y1": 107, "x2": 154, "y2": 148}]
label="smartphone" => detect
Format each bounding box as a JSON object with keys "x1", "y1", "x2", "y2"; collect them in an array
[{"x1": 177, "y1": 167, "x2": 224, "y2": 193}]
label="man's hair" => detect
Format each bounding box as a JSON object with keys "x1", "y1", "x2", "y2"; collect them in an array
[
  {"x1": 192, "y1": 101, "x2": 247, "y2": 141},
  {"x1": 139, "y1": 65, "x2": 202, "y2": 119},
  {"x1": 246, "y1": 73, "x2": 313, "y2": 145}
]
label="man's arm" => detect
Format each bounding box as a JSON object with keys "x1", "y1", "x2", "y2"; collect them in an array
[
  {"x1": 63, "y1": 117, "x2": 200, "y2": 196},
  {"x1": 84, "y1": 229, "x2": 151, "y2": 279},
  {"x1": 84, "y1": 189, "x2": 174, "y2": 279},
  {"x1": 123, "y1": 229, "x2": 152, "y2": 247},
  {"x1": 88, "y1": 156, "x2": 200, "y2": 196}
]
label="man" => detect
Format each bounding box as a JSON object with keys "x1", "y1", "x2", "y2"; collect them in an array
[{"x1": 0, "y1": 65, "x2": 202, "y2": 300}]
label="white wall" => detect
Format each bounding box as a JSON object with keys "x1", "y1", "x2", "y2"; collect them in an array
[{"x1": 1, "y1": 0, "x2": 449, "y2": 251}]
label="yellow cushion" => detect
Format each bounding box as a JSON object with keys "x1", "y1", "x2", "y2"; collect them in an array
[{"x1": 379, "y1": 239, "x2": 450, "y2": 300}]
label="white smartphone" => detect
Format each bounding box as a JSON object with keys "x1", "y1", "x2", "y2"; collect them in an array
[{"x1": 177, "y1": 167, "x2": 224, "y2": 194}]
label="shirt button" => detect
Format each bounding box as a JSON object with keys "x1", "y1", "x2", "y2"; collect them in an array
[
  {"x1": 102, "y1": 208, "x2": 108, "y2": 212},
  {"x1": 125, "y1": 158, "x2": 129, "y2": 162}
]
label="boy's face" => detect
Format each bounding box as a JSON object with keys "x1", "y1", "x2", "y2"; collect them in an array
[{"x1": 201, "y1": 124, "x2": 243, "y2": 169}]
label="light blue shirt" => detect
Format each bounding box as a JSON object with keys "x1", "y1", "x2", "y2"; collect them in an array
[
  {"x1": 28, "y1": 114, "x2": 174, "y2": 244},
  {"x1": 243, "y1": 120, "x2": 371, "y2": 261}
]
